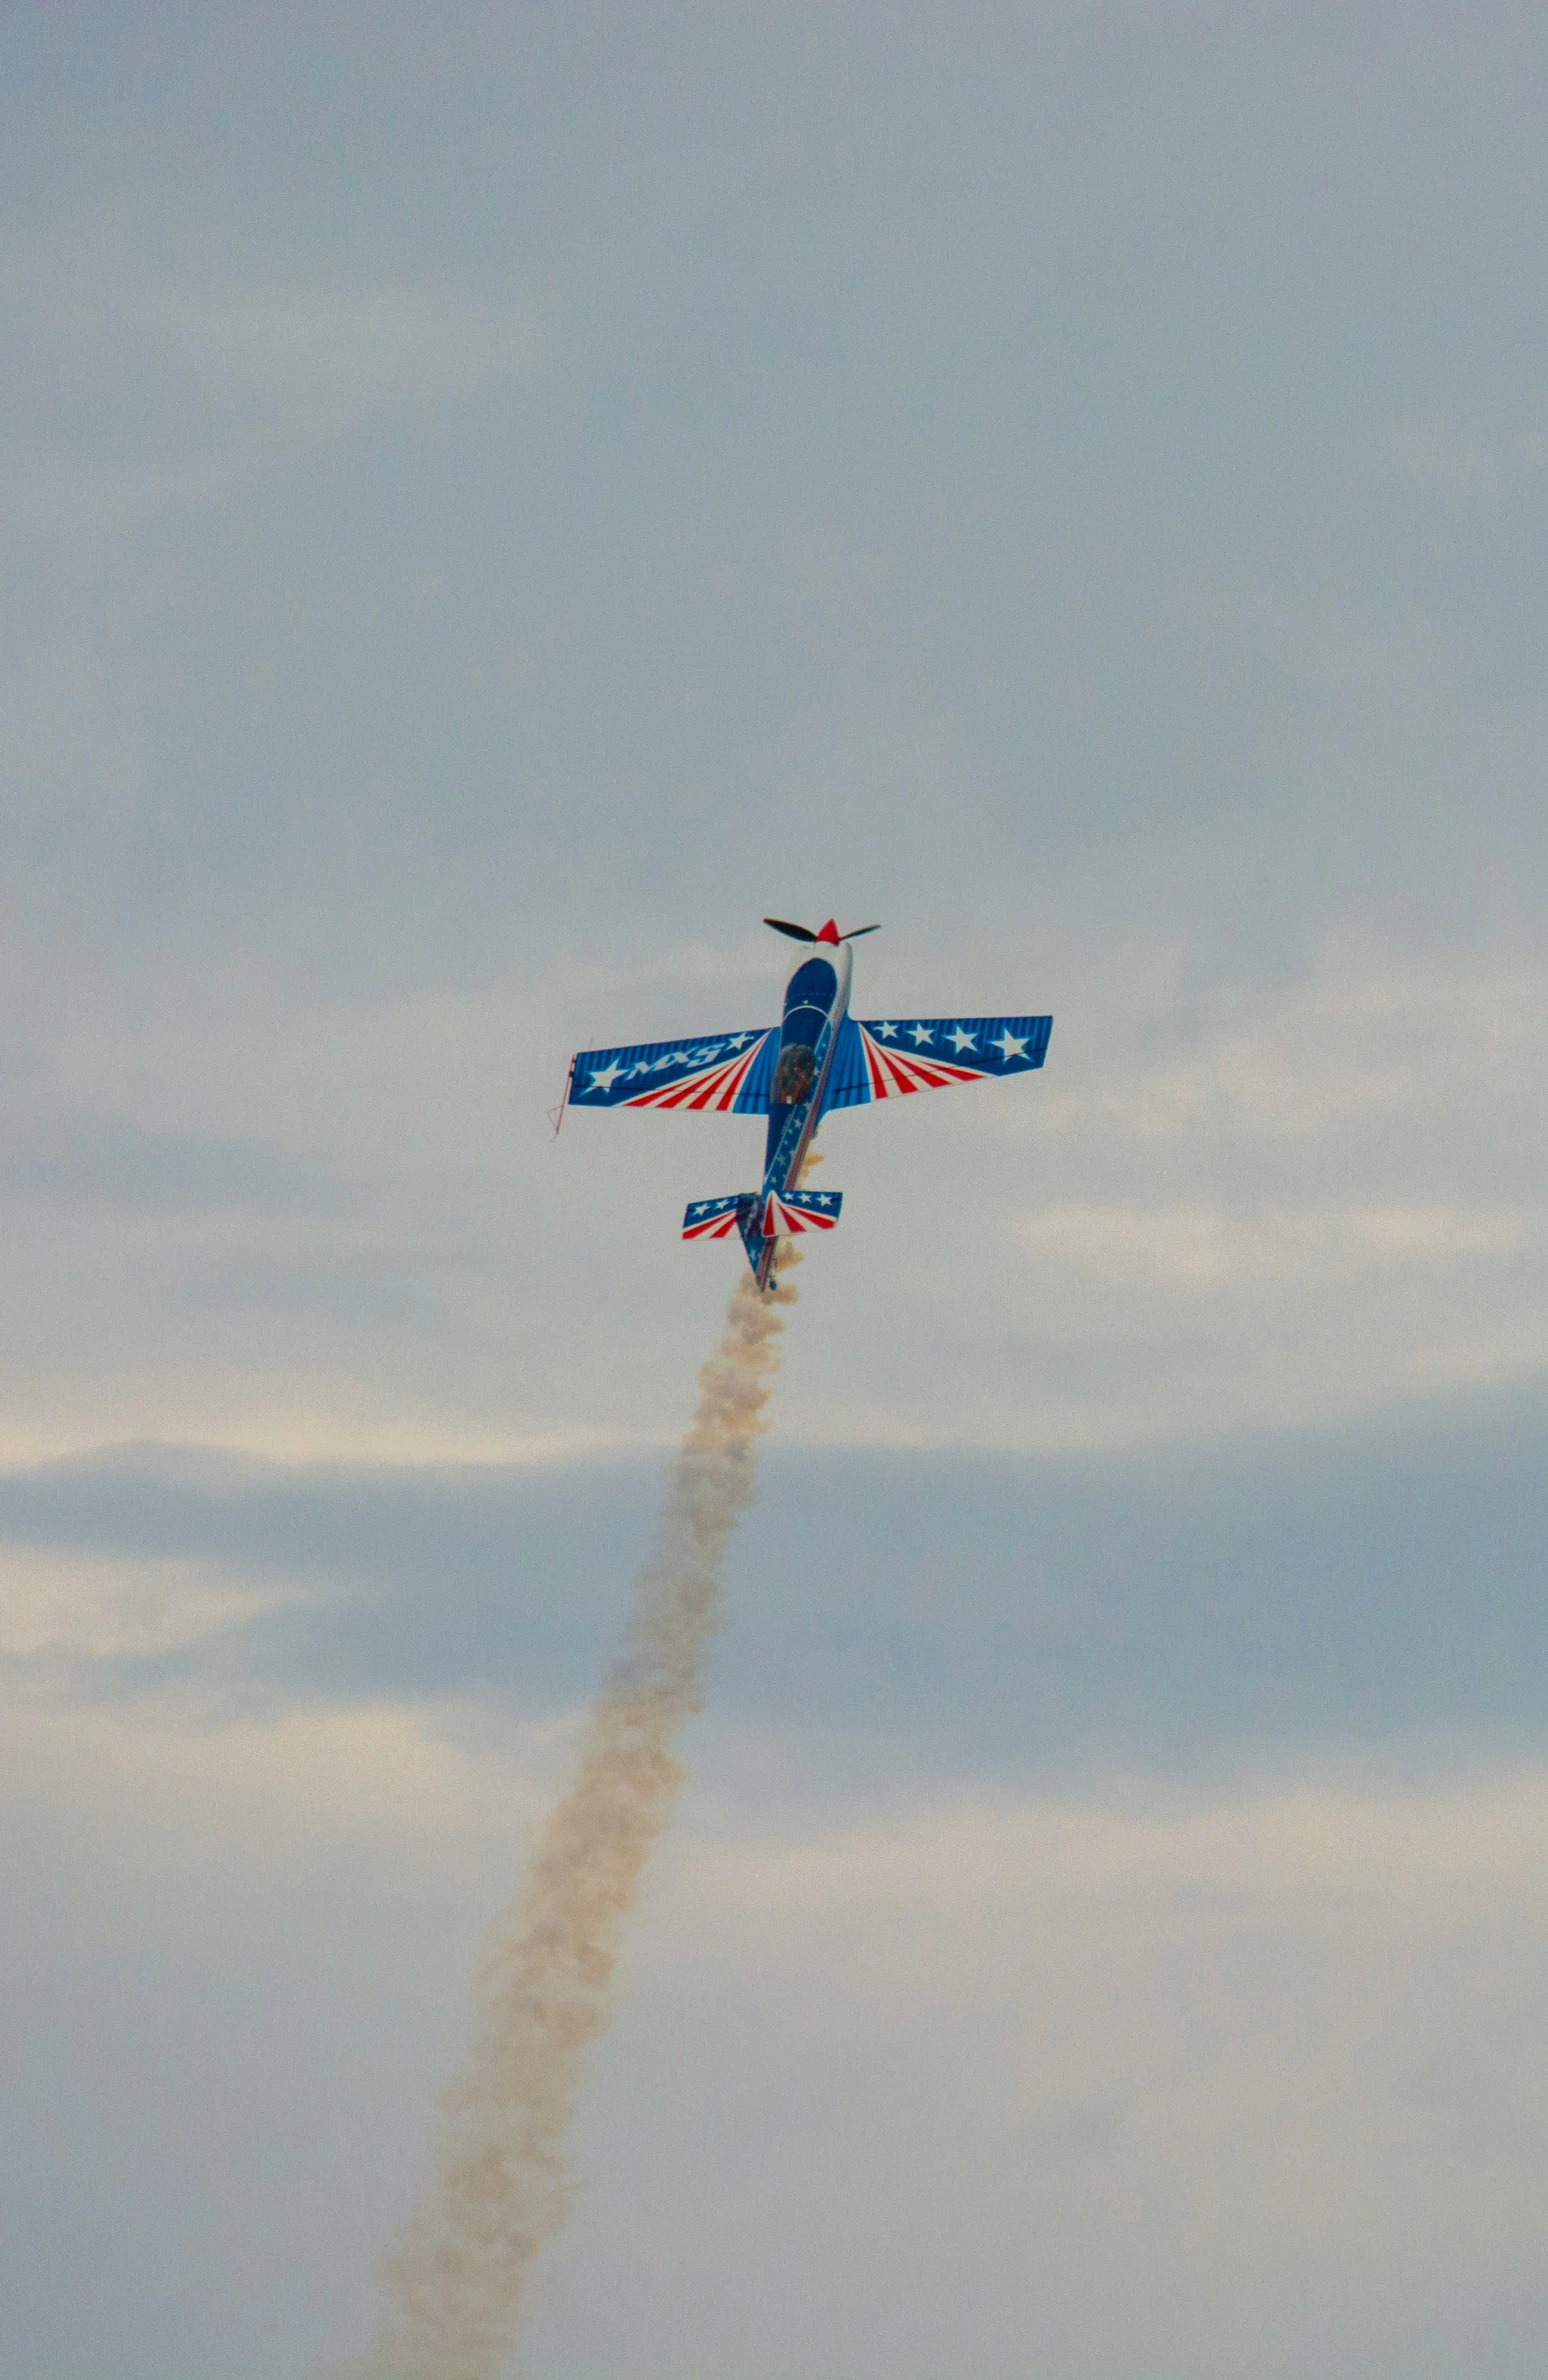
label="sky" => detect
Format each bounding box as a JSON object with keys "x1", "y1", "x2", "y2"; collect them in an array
[{"x1": 4, "y1": 6, "x2": 1548, "y2": 2376}]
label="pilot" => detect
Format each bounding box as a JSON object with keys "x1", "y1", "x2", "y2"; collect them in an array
[{"x1": 771, "y1": 1043, "x2": 817, "y2": 1105}]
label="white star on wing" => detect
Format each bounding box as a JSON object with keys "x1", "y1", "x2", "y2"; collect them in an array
[
  {"x1": 908, "y1": 1022, "x2": 934, "y2": 1046},
  {"x1": 876, "y1": 1021, "x2": 899, "y2": 1039},
  {"x1": 948, "y1": 1025, "x2": 977, "y2": 1053},
  {"x1": 993, "y1": 1030, "x2": 1028, "y2": 1061},
  {"x1": 724, "y1": 1032, "x2": 753, "y2": 1049},
  {"x1": 587, "y1": 1060, "x2": 623, "y2": 1092}
]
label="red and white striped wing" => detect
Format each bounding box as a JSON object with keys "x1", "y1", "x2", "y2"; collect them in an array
[
  {"x1": 857, "y1": 1024, "x2": 988, "y2": 1099},
  {"x1": 623, "y1": 1033, "x2": 773, "y2": 1112}
]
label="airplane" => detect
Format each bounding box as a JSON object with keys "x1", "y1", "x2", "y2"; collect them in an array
[{"x1": 558, "y1": 918, "x2": 1051, "y2": 1290}]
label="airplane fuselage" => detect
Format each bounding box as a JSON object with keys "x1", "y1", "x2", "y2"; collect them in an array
[{"x1": 749, "y1": 928, "x2": 853, "y2": 1287}]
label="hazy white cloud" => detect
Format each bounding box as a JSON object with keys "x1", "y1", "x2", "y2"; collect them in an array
[
  {"x1": 1, "y1": 936, "x2": 1545, "y2": 1463},
  {"x1": 742, "y1": 940, "x2": 1548, "y2": 1451},
  {"x1": 0, "y1": 451, "x2": 229, "y2": 539},
  {"x1": 138, "y1": 277, "x2": 540, "y2": 404},
  {"x1": 526, "y1": 1764, "x2": 1548, "y2": 2380},
  {"x1": 1018, "y1": 1198, "x2": 1532, "y2": 1287},
  {"x1": 9, "y1": 1674, "x2": 1548, "y2": 2380},
  {"x1": 1387, "y1": 408, "x2": 1548, "y2": 506},
  {"x1": 4, "y1": 253, "x2": 541, "y2": 428},
  {"x1": 0, "y1": 1543, "x2": 290, "y2": 1672},
  {"x1": 1062, "y1": 948, "x2": 1548, "y2": 1149}
]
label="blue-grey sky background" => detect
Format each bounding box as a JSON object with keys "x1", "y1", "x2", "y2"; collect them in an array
[{"x1": 5, "y1": 9, "x2": 1548, "y2": 2378}]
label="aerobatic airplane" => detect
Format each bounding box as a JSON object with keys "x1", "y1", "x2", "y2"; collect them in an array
[{"x1": 559, "y1": 918, "x2": 1052, "y2": 1290}]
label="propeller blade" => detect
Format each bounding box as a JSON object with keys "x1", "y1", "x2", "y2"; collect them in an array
[
  {"x1": 763, "y1": 916, "x2": 817, "y2": 941},
  {"x1": 840, "y1": 923, "x2": 881, "y2": 939}
]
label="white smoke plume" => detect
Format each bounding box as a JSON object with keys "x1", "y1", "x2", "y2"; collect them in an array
[{"x1": 358, "y1": 1238, "x2": 806, "y2": 2380}]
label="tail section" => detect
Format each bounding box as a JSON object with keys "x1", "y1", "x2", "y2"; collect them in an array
[
  {"x1": 681, "y1": 1194, "x2": 755, "y2": 1242},
  {"x1": 764, "y1": 1190, "x2": 842, "y2": 1233},
  {"x1": 682, "y1": 1189, "x2": 842, "y2": 1283}
]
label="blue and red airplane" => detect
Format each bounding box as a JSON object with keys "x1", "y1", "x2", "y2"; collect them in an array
[{"x1": 560, "y1": 918, "x2": 1051, "y2": 1290}]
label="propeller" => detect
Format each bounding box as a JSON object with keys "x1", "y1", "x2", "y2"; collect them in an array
[{"x1": 763, "y1": 918, "x2": 882, "y2": 942}]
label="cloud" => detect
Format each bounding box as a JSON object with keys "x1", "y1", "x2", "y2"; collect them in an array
[
  {"x1": 137, "y1": 278, "x2": 540, "y2": 409},
  {"x1": 8, "y1": 1660, "x2": 1548, "y2": 2380},
  {"x1": 508, "y1": 1765, "x2": 1548, "y2": 2380},
  {"x1": 1387, "y1": 407, "x2": 1548, "y2": 508},
  {"x1": 0, "y1": 930, "x2": 1543, "y2": 1472},
  {"x1": 0, "y1": 1687, "x2": 565, "y2": 2380},
  {"x1": 4, "y1": 1373, "x2": 1545, "y2": 1796},
  {"x1": 770, "y1": 939, "x2": 1548, "y2": 1451},
  {"x1": 0, "y1": 1543, "x2": 294, "y2": 1682},
  {"x1": 4, "y1": 254, "x2": 541, "y2": 443},
  {"x1": 1017, "y1": 1199, "x2": 1530, "y2": 1287}
]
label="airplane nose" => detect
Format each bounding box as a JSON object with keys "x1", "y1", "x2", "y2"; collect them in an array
[{"x1": 815, "y1": 918, "x2": 840, "y2": 944}]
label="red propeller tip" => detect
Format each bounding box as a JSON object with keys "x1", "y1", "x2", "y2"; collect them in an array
[{"x1": 816, "y1": 918, "x2": 841, "y2": 944}]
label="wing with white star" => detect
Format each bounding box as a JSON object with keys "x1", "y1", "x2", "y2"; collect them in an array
[
  {"x1": 820, "y1": 1014, "x2": 1052, "y2": 1109},
  {"x1": 568, "y1": 1028, "x2": 778, "y2": 1112}
]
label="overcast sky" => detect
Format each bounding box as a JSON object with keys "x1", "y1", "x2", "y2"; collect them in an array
[{"x1": 5, "y1": 9, "x2": 1548, "y2": 2379}]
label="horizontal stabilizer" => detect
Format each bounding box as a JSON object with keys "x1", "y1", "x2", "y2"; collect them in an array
[
  {"x1": 767, "y1": 1189, "x2": 842, "y2": 1232},
  {"x1": 683, "y1": 1189, "x2": 843, "y2": 1242},
  {"x1": 682, "y1": 1193, "x2": 755, "y2": 1241}
]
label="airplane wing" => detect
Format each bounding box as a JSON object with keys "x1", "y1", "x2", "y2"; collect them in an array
[
  {"x1": 821, "y1": 1014, "x2": 1052, "y2": 1110},
  {"x1": 568, "y1": 1028, "x2": 778, "y2": 1112}
]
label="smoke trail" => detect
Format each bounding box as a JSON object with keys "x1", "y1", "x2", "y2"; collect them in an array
[{"x1": 362, "y1": 1250, "x2": 803, "y2": 2380}]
